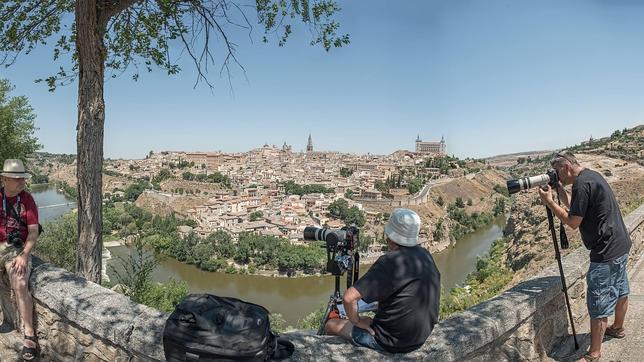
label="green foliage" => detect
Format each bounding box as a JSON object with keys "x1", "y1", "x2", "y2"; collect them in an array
[
  {"x1": 110, "y1": 239, "x2": 188, "y2": 313},
  {"x1": 283, "y1": 180, "x2": 333, "y2": 195},
  {"x1": 447, "y1": 204, "x2": 494, "y2": 241},
  {"x1": 110, "y1": 239, "x2": 157, "y2": 303},
  {"x1": 440, "y1": 237, "x2": 513, "y2": 319},
  {"x1": 374, "y1": 180, "x2": 388, "y2": 192},
  {"x1": 138, "y1": 278, "x2": 189, "y2": 313},
  {"x1": 424, "y1": 156, "x2": 456, "y2": 175},
  {"x1": 455, "y1": 197, "x2": 465, "y2": 208},
  {"x1": 249, "y1": 211, "x2": 264, "y2": 221},
  {"x1": 186, "y1": 171, "x2": 232, "y2": 187},
  {"x1": 433, "y1": 219, "x2": 444, "y2": 241},
  {"x1": 493, "y1": 197, "x2": 506, "y2": 216},
  {"x1": 467, "y1": 198, "x2": 473, "y2": 206},
  {"x1": 124, "y1": 180, "x2": 148, "y2": 201},
  {"x1": 493, "y1": 184, "x2": 510, "y2": 197},
  {"x1": 344, "y1": 189, "x2": 353, "y2": 199},
  {"x1": 53, "y1": 180, "x2": 77, "y2": 199},
  {"x1": 34, "y1": 213, "x2": 78, "y2": 271},
  {"x1": 152, "y1": 169, "x2": 173, "y2": 184},
  {"x1": 149, "y1": 226, "x2": 326, "y2": 274},
  {"x1": 30, "y1": 173, "x2": 49, "y2": 184},
  {"x1": 0, "y1": 79, "x2": 41, "y2": 163},
  {"x1": 269, "y1": 313, "x2": 290, "y2": 333},
  {"x1": 296, "y1": 304, "x2": 327, "y2": 330},
  {"x1": 327, "y1": 199, "x2": 365, "y2": 227},
  {"x1": 436, "y1": 195, "x2": 445, "y2": 206},
  {"x1": 340, "y1": 167, "x2": 353, "y2": 177},
  {"x1": 0, "y1": 1, "x2": 347, "y2": 90},
  {"x1": 407, "y1": 177, "x2": 423, "y2": 194}
]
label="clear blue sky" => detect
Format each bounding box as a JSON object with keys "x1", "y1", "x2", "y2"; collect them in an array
[{"x1": 2, "y1": 0, "x2": 643, "y2": 159}]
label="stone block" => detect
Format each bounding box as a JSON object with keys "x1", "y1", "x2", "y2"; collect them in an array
[{"x1": 49, "y1": 329, "x2": 78, "y2": 358}]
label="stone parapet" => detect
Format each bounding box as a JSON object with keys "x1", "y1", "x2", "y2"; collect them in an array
[{"x1": 0, "y1": 204, "x2": 641, "y2": 360}]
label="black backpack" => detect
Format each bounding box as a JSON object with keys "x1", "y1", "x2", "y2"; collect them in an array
[{"x1": 163, "y1": 294, "x2": 294, "y2": 361}]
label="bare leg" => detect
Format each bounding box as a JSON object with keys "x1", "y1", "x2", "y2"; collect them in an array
[
  {"x1": 5, "y1": 261, "x2": 36, "y2": 350},
  {"x1": 611, "y1": 296, "x2": 628, "y2": 329},
  {"x1": 324, "y1": 319, "x2": 354, "y2": 342},
  {"x1": 586, "y1": 317, "x2": 606, "y2": 359}
]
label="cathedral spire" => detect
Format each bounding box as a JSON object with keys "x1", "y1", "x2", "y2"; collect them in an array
[{"x1": 306, "y1": 133, "x2": 313, "y2": 152}]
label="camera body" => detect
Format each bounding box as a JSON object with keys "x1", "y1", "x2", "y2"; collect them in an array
[
  {"x1": 303, "y1": 225, "x2": 359, "y2": 276},
  {"x1": 7, "y1": 230, "x2": 24, "y2": 249},
  {"x1": 506, "y1": 169, "x2": 559, "y2": 195}
]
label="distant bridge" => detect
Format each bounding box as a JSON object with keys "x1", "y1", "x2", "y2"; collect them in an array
[{"x1": 38, "y1": 202, "x2": 77, "y2": 210}]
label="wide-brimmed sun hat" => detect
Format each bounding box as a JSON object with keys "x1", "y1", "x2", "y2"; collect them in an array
[
  {"x1": 0, "y1": 159, "x2": 32, "y2": 179},
  {"x1": 384, "y1": 208, "x2": 421, "y2": 247}
]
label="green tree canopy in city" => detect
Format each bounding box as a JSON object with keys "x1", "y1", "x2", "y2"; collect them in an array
[
  {"x1": 0, "y1": 79, "x2": 41, "y2": 163},
  {"x1": 0, "y1": 0, "x2": 348, "y2": 283}
]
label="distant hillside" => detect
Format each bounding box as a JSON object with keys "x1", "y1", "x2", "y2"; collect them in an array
[
  {"x1": 485, "y1": 150, "x2": 553, "y2": 168},
  {"x1": 567, "y1": 124, "x2": 643, "y2": 165},
  {"x1": 500, "y1": 125, "x2": 644, "y2": 288}
]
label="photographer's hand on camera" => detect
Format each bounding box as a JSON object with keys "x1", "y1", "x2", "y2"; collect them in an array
[{"x1": 538, "y1": 185, "x2": 555, "y2": 207}]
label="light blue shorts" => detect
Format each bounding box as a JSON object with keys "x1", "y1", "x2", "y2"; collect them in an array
[
  {"x1": 351, "y1": 326, "x2": 385, "y2": 352},
  {"x1": 586, "y1": 253, "x2": 630, "y2": 319}
]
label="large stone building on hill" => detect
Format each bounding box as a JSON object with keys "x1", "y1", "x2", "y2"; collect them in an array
[{"x1": 415, "y1": 135, "x2": 446, "y2": 155}]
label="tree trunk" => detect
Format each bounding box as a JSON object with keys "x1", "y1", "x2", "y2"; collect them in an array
[{"x1": 75, "y1": 0, "x2": 105, "y2": 283}]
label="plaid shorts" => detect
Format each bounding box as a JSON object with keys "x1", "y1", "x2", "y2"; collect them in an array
[
  {"x1": 586, "y1": 253, "x2": 630, "y2": 319},
  {"x1": 0, "y1": 242, "x2": 32, "y2": 285}
]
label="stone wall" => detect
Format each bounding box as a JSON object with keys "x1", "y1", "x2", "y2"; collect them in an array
[
  {"x1": 0, "y1": 204, "x2": 641, "y2": 361},
  {"x1": 1, "y1": 261, "x2": 167, "y2": 361}
]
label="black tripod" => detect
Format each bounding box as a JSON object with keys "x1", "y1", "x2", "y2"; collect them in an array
[
  {"x1": 317, "y1": 250, "x2": 360, "y2": 335},
  {"x1": 545, "y1": 204, "x2": 579, "y2": 350}
]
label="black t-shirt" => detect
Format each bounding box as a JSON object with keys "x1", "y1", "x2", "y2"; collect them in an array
[
  {"x1": 569, "y1": 169, "x2": 632, "y2": 262},
  {"x1": 353, "y1": 245, "x2": 440, "y2": 353}
]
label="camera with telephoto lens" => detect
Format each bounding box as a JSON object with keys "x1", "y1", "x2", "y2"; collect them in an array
[
  {"x1": 303, "y1": 226, "x2": 359, "y2": 276},
  {"x1": 506, "y1": 169, "x2": 559, "y2": 195},
  {"x1": 7, "y1": 230, "x2": 24, "y2": 249}
]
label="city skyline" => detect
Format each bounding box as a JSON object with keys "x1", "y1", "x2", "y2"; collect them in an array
[{"x1": 2, "y1": 0, "x2": 643, "y2": 159}]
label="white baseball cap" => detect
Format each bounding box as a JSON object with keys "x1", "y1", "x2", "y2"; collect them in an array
[{"x1": 384, "y1": 208, "x2": 421, "y2": 247}]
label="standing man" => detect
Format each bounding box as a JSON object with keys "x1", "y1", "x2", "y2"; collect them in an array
[
  {"x1": 0, "y1": 159, "x2": 39, "y2": 361},
  {"x1": 539, "y1": 151, "x2": 631, "y2": 362},
  {"x1": 324, "y1": 208, "x2": 441, "y2": 353}
]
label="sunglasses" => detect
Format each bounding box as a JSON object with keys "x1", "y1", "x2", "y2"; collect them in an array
[{"x1": 551, "y1": 152, "x2": 574, "y2": 166}]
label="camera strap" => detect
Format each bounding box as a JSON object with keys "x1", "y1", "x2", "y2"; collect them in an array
[
  {"x1": 555, "y1": 191, "x2": 569, "y2": 249},
  {"x1": 1, "y1": 187, "x2": 25, "y2": 229}
]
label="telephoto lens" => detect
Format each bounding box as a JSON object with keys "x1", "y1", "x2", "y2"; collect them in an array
[{"x1": 506, "y1": 169, "x2": 558, "y2": 194}]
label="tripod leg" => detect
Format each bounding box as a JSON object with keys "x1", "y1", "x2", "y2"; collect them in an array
[
  {"x1": 317, "y1": 300, "x2": 334, "y2": 335},
  {"x1": 546, "y1": 206, "x2": 579, "y2": 350}
]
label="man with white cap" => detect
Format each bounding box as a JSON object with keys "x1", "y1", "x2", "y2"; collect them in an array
[
  {"x1": 0, "y1": 159, "x2": 39, "y2": 360},
  {"x1": 324, "y1": 208, "x2": 441, "y2": 353}
]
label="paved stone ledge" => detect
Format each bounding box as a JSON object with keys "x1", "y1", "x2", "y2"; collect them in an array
[
  {"x1": 0, "y1": 204, "x2": 641, "y2": 361},
  {"x1": 283, "y1": 203, "x2": 644, "y2": 361}
]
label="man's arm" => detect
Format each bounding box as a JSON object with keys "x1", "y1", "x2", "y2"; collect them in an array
[
  {"x1": 10, "y1": 224, "x2": 38, "y2": 276},
  {"x1": 554, "y1": 183, "x2": 571, "y2": 209},
  {"x1": 343, "y1": 286, "x2": 374, "y2": 335},
  {"x1": 23, "y1": 224, "x2": 38, "y2": 255},
  {"x1": 539, "y1": 186, "x2": 583, "y2": 229}
]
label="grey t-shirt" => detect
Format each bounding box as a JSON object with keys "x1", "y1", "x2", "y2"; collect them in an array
[
  {"x1": 353, "y1": 245, "x2": 440, "y2": 353},
  {"x1": 569, "y1": 169, "x2": 631, "y2": 262}
]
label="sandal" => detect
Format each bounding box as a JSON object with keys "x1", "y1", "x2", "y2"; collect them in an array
[
  {"x1": 22, "y1": 334, "x2": 38, "y2": 361},
  {"x1": 605, "y1": 326, "x2": 625, "y2": 339},
  {"x1": 580, "y1": 352, "x2": 600, "y2": 362}
]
